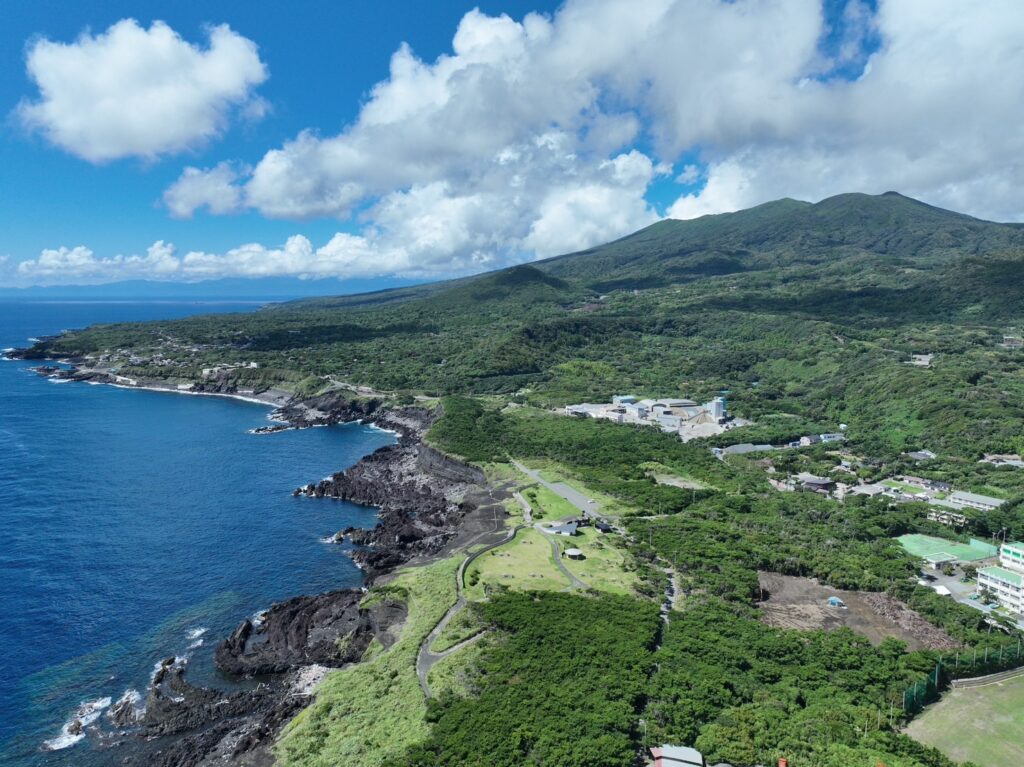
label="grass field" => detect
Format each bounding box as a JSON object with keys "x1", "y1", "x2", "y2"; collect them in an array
[
  {"x1": 883, "y1": 479, "x2": 926, "y2": 494},
  {"x1": 558, "y1": 527, "x2": 638, "y2": 595},
  {"x1": 275, "y1": 556, "x2": 460, "y2": 767},
  {"x1": 906, "y1": 673, "x2": 1024, "y2": 767},
  {"x1": 463, "y1": 527, "x2": 569, "y2": 600},
  {"x1": 523, "y1": 483, "x2": 579, "y2": 520},
  {"x1": 427, "y1": 636, "x2": 489, "y2": 698}
]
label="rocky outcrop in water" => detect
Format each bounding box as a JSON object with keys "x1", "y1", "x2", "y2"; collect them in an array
[
  {"x1": 215, "y1": 589, "x2": 406, "y2": 676},
  {"x1": 294, "y1": 436, "x2": 482, "y2": 576},
  {"x1": 271, "y1": 390, "x2": 383, "y2": 429}
]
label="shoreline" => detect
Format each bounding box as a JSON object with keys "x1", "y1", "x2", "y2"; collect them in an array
[{"x1": 11, "y1": 349, "x2": 488, "y2": 765}]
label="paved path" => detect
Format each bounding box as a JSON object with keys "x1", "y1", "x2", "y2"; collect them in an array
[
  {"x1": 512, "y1": 490, "x2": 533, "y2": 523},
  {"x1": 416, "y1": 521, "x2": 525, "y2": 697},
  {"x1": 543, "y1": 534, "x2": 590, "y2": 590}
]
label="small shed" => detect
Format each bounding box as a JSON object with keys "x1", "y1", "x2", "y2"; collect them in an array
[
  {"x1": 650, "y1": 745, "x2": 705, "y2": 767},
  {"x1": 564, "y1": 548, "x2": 585, "y2": 560},
  {"x1": 546, "y1": 521, "x2": 578, "y2": 537},
  {"x1": 595, "y1": 520, "x2": 613, "y2": 533}
]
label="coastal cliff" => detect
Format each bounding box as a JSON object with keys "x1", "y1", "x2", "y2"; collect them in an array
[{"x1": 13, "y1": 354, "x2": 492, "y2": 766}]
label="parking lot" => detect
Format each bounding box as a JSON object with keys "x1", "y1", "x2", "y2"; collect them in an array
[{"x1": 922, "y1": 567, "x2": 1024, "y2": 630}]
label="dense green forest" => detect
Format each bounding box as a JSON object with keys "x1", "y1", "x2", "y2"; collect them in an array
[{"x1": 24, "y1": 192, "x2": 1024, "y2": 766}]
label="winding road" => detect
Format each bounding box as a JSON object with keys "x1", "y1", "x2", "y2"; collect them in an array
[{"x1": 416, "y1": 521, "x2": 526, "y2": 697}]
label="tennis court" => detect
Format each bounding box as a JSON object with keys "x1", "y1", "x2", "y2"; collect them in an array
[{"x1": 897, "y1": 534, "x2": 997, "y2": 562}]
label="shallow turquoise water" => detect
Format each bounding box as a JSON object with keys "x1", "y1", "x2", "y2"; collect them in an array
[{"x1": 0, "y1": 302, "x2": 393, "y2": 765}]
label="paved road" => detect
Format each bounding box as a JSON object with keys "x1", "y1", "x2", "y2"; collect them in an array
[{"x1": 512, "y1": 460, "x2": 601, "y2": 518}]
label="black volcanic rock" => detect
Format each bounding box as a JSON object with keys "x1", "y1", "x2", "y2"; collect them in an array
[{"x1": 214, "y1": 589, "x2": 406, "y2": 677}]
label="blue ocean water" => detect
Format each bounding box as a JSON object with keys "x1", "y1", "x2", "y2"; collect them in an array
[{"x1": 0, "y1": 301, "x2": 394, "y2": 766}]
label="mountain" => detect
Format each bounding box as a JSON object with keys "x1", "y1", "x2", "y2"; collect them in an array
[
  {"x1": 532, "y1": 191, "x2": 1024, "y2": 291},
  {"x1": 25, "y1": 191, "x2": 1024, "y2": 453}
]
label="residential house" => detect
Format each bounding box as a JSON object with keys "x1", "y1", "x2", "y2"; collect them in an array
[
  {"x1": 799, "y1": 435, "x2": 822, "y2": 447},
  {"x1": 795, "y1": 473, "x2": 835, "y2": 494},
  {"x1": 819, "y1": 433, "x2": 846, "y2": 443},
  {"x1": 849, "y1": 483, "x2": 886, "y2": 497}
]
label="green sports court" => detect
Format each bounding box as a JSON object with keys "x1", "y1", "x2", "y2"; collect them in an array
[{"x1": 897, "y1": 534, "x2": 998, "y2": 562}]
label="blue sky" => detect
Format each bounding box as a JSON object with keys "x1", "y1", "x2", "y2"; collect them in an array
[{"x1": 2, "y1": 1, "x2": 1021, "y2": 291}]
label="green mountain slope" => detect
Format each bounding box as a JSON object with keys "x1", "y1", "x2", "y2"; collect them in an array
[{"x1": 30, "y1": 192, "x2": 1024, "y2": 455}]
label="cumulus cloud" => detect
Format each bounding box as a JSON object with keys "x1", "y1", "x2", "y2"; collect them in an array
[
  {"x1": 163, "y1": 162, "x2": 247, "y2": 218},
  {"x1": 161, "y1": 0, "x2": 1024, "y2": 286},
  {"x1": 17, "y1": 19, "x2": 267, "y2": 162},
  {"x1": 18, "y1": 242, "x2": 181, "y2": 282},
  {"x1": 20, "y1": 1, "x2": 1024, "y2": 285}
]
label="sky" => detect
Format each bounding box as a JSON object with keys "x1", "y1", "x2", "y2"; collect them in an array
[{"x1": 2, "y1": 0, "x2": 1023, "y2": 291}]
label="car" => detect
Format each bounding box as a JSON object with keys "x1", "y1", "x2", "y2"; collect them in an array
[{"x1": 969, "y1": 593, "x2": 980, "y2": 600}]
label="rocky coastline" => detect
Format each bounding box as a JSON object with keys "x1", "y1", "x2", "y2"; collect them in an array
[{"x1": 14, "y1": 354, "x2": 491, "y2": 766}]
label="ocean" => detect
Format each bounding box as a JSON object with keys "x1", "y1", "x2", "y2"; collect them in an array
[{"x1": 0, "y1": 301, "x2": 394, "y2": 766}]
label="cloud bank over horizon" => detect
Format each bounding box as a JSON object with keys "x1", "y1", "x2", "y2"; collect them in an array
[{"x1": 10, "y1": 0, "x2": 1024, "y2": 286}]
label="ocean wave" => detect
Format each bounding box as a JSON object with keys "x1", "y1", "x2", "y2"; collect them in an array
[
  {"x1": 187, "y1": 626, "x2": 208, "y2": 649},
  {"x1": 43, "y1": 696, "x2": 112, "y2": 750},
  {"x1": 251, "y1": 609, "x2": 268, "y2": 629}
]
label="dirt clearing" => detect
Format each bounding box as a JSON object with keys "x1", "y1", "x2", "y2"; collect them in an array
[{"x1": 757, "y1": 572, "x2": 958, "y2": 651}]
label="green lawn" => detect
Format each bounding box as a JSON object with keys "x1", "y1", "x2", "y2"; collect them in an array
[
  {"x1": 524, "y1": 483, "x2": 579, "y2": 520},
  {"x1": 431, "y1": 605, "x2": 485, "y2": 653},
  {"x1": 275, "y1": 556, "x2": 460, "y2": 767},
  {"x1": 883, "y1": 479, "x2": 926, "y2": 494},
  {"x1": 463, "y1": 528, "x2": 570, "y2": 600},
  {"x1": 906, "y1": 673, "x2": 1024, "y2": 767},
  {"x1": 557, "y1": 527, "x2": 638, "y2": 595}
]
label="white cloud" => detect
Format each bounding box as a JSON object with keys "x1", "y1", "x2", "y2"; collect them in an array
[
  {"x1": 17, "y1": 19, "x2": 267, "y2": 162},
  {"x1": 668, "y1": 0, "x2": 1024, "y2": 221},
  {"x1": 164, "y1": 162, "x2": 246, "y2": 218},
  {"x1": 20, "y1": 1, "x2": 1024, "y2": 285},
  {"x1": 18, "y1": 241, "x2": 181, "y2": 282}
]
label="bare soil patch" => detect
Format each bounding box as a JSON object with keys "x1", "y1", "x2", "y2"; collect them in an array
[{"x1": 757, "y1": 572, "x2": 958, "y2": 651}]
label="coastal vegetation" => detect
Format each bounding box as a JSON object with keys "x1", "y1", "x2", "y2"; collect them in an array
[
  {"x1": 276, "y1": 557, "x2": 460, "y2": 767},
  {"x1": 22, "y1": 192, "x2": 1024, "y2": 766}
]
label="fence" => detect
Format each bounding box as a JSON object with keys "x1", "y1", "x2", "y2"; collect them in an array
[{"x1": 902, "y1": 637, "x2": 1024, "y2": 715}]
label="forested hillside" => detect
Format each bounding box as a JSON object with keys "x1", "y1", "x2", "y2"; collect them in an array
[
  {"x1": 33, "y1": 192, "x2": 1024, "y2": 459},
  {"x1": 24, "y1": 191, "x2": 1024, "y2": 767}
]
